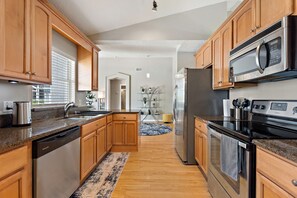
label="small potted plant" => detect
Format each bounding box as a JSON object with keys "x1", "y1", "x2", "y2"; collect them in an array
[{"x1": 86, "y1": 91, "x2": 96, "y2": 106}]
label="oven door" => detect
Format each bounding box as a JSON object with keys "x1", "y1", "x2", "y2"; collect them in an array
[
  {"x1": 208, "y1": 127, "x2": 253, "y2": 198},
  {"x1": 229, "y1": 18, "x2": 286, "y2": 82}
]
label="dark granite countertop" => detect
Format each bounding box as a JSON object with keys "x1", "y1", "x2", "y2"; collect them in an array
[
  {"x1": 253, "y1": 139, "x2": 297, "y2": 164},
  {"x1": 0, "y1": 110, "x2": 140, "y2": 154},
  {"x1": 194, "y1": 115, "x2": 237, "y2": 123}
]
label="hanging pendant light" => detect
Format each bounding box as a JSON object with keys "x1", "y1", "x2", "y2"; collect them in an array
[{"x1": 152, "y1": 0, "x2": 158, "y2": 12}]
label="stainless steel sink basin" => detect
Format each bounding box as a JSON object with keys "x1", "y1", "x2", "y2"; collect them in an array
[{"x1": 74, "y1": 111, "x2": 111, "y2": 116}]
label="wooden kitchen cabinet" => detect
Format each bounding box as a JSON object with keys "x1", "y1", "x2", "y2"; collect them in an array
[
  {"x1": 233, "y1": 0, "x2": 255, "y2": 47},
  {"x1": 30, "y1": 0, "x2": 52, "y2": 84},
  {"x1": 0, "y1": 144, "x2": 31, "y2": 198},
  {"x1": 194, "y1": 118, "x2": 208, "y2": 176},
  {"x1": 195, "y1": 41, "x2": 212, "y2": 69},
  {"x1": 106, "y1": 122, "x2": 113, "y2": 151},
  {"x1": 212, "y1": 21, "x2": 234, "y2": 89},
  {"x1": 78, "y1": 46, "x2": 92, "y2": 91},
  {"x1": 256, "y1": 147, "x2": 297, "y2": 197},
  {"x1": 112, "y1": 113, "x2": 139, "y2": 152},
  {"x1": 255, "y1": 0, "x2": 294, "y2": 33},
  {"x1": 80, "y1": 131, "x2": 97, "y2": 181},
  {"x1": 0, "y1": 0, "x2": 31, "y2": 81},
  {"x1": 92, "y1": 48, "x2": 99, "y2": 91},
  {"x1": 96, "y1": 126, "x2": 106, "y2": 163}
]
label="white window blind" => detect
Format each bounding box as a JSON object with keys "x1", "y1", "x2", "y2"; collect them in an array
[{"x1": 32, "y1": 51, "x2": 75, "y2": 105}]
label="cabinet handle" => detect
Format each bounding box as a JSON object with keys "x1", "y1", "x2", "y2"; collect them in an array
[
  {"x1": 32, "y1": 72, "x2": 36, "y2": 76},
  {"x1": 255, "y1": 26, "x2": 260, "y2": 29},
  {"x1": 292, "y1": 179, "x2": 297, "y2": 186},
  {"x1": 25, "y1": 71, "x2": 31, "y2": 75},
  {"x1": 251, "y1": 29, "x2": 255, "y2": 33}
]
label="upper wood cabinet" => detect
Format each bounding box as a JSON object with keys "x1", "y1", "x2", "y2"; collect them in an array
[
  {"x1": 0, "y1": 0, "x2": 31, "y2": 81},
  {"x1": 31, "y1": 0, "x2": 52, "y2": 84},
  {"x1": 212, "y1": 22, "x2": 234, "y2": 89},
  {"x1": 92, "y1": 48, "x2": 99, "y2": 91},
  {"x1": 255, "y1": 0, "x2": 294, "y2": 33},
  {"x1": 196, "y1": 41, "x2": 213, "y2": 69},
  {"x1": 233, "y1": 0, "x2": 255, "y2": 47}
]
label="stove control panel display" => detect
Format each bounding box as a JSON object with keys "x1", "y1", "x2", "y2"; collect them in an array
[
  {"x1": 252, "y1": 100, "x2": 297, "y2": 119},
  {"x1": 270, "y1": 103, "x2": 287, "y2": 111}
]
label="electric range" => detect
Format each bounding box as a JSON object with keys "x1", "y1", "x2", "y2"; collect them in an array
[{"x1": 207, "y1": 100, "x2": 297, "y2": 198}]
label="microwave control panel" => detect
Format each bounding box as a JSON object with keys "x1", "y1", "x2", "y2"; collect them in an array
[{"x1": 267, "y1": 37, "x2": 282, "y2": 66}]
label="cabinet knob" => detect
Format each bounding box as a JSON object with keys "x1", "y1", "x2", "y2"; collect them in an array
[
  {"x1": 32, "y1": 72, "x2": 36, "y2": 76},
  {"x1": 251, "y1": 29, "x2": 255, "y2": 33},
  {"x1": 25, "y1": 71, "x2": 31, "y2": 75},
  {"x1": 292, "y1": 179, "x2": 297, "y2": 186}
]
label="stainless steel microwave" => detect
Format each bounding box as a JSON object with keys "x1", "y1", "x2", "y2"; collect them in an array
[{"x1": 229, "y1": 16, "x2": 297, "y2": 82}]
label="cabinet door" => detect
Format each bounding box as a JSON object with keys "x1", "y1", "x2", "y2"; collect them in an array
[
  {"x1": 233, "y1": 0, "x2": 255, "y2": 47},
  {"x1": 92, "y1": 48, "x2": 98, "y2": 91},
  {"x1": 106, "y1": 122, "x2": 113, "y2": 151},
  {"x1": 221, "y1": 22, "x2": 234, "y2": 88},
  {"x1": 0, "y1": 0, "x2": 30, "y2": 80},
  {"x1": 124, "y1": 121, "x2": 137, "y2": 145},
  {"x1": 212, "y1": 33, "x2": 222, "y2": 89},
  {"x1": 198, "y1": 133, "x2": 203, "y2": 167},
  {"x1": 113, "y1": 121, "x2": 125, "y2": 145},
  {"x1": 194, "y1": 129, "x2": 200, "y2": 163},
  {"x1": 202, "y1": 133, "x2": 208, "y2": 174},
  {"x1": 255, "y1": 0, "x2": 293, "y2": 33},
  {"x1": 0, "y1": 169, "x2": 28, "y2": 198},
  {"x1": 96, "y1": 126, "x2": 106, "y2": 162},
  {"x1": 195, "y1": 53, "x2": 203, "y2": 69},
  {"x1": 202, "y1": 42, "x2": 212, "y2": 67},
  {"x1": 78, "y1": 46, "x2": 92, "y2": 91},
  {"x1": 81, "y1": 131, "x2": 97, "y2": 180},
  {"x1": 256, "y1": 172, "x2": 294, "y2": 198},
  {"x1": 31, "y1": 0, "x2": 51, "y2": 83}
]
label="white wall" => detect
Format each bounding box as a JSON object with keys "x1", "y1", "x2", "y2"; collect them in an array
[
  {"x1": 0, "y1": 81, "x2": 32, "y2": 113},
  {"x1": 230, "y1": 78, "x2": 297, "y2": 101},
  {"x1": 177, "y1": 52, "x2": 196, "y2": 72},
  {"x1": 110, "y1": 79, "x2": 125, "y2": 109},
  {"x1": 99, "y1": 57, "x2": 173, "y2": 115}
]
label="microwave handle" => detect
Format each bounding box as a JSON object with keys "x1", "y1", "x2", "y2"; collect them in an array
[{"x1": 255, "y1": 41, "x2": 267, "y2": 74}]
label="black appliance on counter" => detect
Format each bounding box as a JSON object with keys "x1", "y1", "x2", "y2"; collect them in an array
[{"x1": 208, "y1": 100, "x2": 297, "y2": 198}]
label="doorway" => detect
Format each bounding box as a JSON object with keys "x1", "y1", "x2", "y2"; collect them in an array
[{"x1": 106, "y1": 73, "x2": 131, "y2": 110}]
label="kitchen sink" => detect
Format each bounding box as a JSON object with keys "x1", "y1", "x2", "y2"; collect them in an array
[{"x1": 74, "y1": 111, "x2": 111, "y2": 116}]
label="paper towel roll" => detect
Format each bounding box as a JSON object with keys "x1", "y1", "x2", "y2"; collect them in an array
[{"x1": 223, "y1": 99, "x2": 231, "y2": 117}]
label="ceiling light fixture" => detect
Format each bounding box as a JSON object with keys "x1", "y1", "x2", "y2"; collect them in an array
[{"x1": 152, "y1": 0, "x2": 158, "y2": 12}]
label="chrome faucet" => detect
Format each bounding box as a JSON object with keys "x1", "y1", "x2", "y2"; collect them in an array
[{"x1": 64, "y1": 102, "x2": 76, "y2": 118}]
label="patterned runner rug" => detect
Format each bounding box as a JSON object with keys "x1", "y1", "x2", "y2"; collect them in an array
[
  {"x1": 140, "y1": 123, "x2": 172, "y2": 136},
  {"x1": 71, "y1": 152, "x2": 129, "y2": 198}
]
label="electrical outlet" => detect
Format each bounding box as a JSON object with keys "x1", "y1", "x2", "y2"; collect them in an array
[{"x1": 3, "y1": 101, "x2": 13, "y2": 112}]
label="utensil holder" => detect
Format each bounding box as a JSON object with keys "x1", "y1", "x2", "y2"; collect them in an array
[{"x1": 235, "y1": 108, "x2": 242, "y2": 120}]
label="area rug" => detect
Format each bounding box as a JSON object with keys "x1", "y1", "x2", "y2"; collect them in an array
[
  {"x1": 140, "y1": 123, "x2": 172, "y2": 136},
  {"x1": 71, "y1": 152, "x2": 129, "y2": 198}
]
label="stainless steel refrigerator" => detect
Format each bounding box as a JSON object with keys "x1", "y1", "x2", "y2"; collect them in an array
[{"x1": 173, "y1": 68, "x2": 228, "y2": 164}]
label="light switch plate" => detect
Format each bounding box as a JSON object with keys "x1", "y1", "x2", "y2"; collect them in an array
[{"x1": 3, "y1": 101, "x2": 13, "y2": 112}]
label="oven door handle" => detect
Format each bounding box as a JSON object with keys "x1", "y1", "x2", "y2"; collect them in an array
[{"x1": 255, "y1": 41, "x2": 267, "y2": 74}]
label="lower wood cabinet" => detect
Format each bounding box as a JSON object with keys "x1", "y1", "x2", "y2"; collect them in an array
[
  {"x1": 256, "y1": 147, "x2": 297, "y2": 197},
  {"x1": 106, "y1": 122, "x2": 113, "y2": 151},
  {"x1": 0, "y1": 144, "x2": 31, "y2": 198},
  {"x1": 194, "y1": 118, "x2": 208, "y2": 176},
  {"x1": 80, "y1": 116, "x2": 108, "y2": 182},
  {"x1": 112, "y1": 113, "x2": 139, "y2": 152},
  {"x1": 96, "y1": 126, "x2": 106, "y2": 163},
  {"x1": 80, "y1": 131, "x2": 97, "y2": 181}
]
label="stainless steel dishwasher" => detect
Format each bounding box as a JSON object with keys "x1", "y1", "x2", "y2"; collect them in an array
[{"x1": 33, "y1": 126, "x2": 80, "y2": 198}]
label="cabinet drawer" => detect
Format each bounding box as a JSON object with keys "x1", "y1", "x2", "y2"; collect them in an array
[
  {"x1": 113, "y1": 114, "x2": 137, "y2": 121},
  {"x1": 0, "y1": 146, "x2": 27, "y2": 179},
  {"x1": 257, "y1": 148, "x2": 297, "y2": 197},
  {"x1": 107, "y1": 115, "x2": 112, "y2": 123},
  {"x1": 195, "y1": 118, "x2": 207, "y2": 134},
  {"x1": 97, "y1": 117, "x2": 106, "y2": 129}
]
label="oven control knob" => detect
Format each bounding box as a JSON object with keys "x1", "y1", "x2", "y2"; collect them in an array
[
  {"x1": 260, "y1": 105, "x2": 266, "y2": 110},
  {"x1": 293, "y1": 107, "x2": 297, "y2": 115},
  {"x1": 254, "y1": 105, "x2": 260, "y2": 109}
]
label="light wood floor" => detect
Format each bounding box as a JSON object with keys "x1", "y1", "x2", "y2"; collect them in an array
[{"x1": 112, "y1": 130, "x2": 211, "y2": 198}]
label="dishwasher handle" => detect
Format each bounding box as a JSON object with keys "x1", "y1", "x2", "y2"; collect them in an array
[{"x1": 33, "y1": 126, "x2": 80, "y2": 159}]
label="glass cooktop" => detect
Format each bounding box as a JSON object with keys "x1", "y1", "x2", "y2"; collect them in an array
[{"x1": 209, "y1": 120, "x2": 297, "y2": 142}]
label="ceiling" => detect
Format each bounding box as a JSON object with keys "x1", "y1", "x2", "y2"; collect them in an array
[{"x1": 49, "y1": 0, "x2": 230, "y2": 35}]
